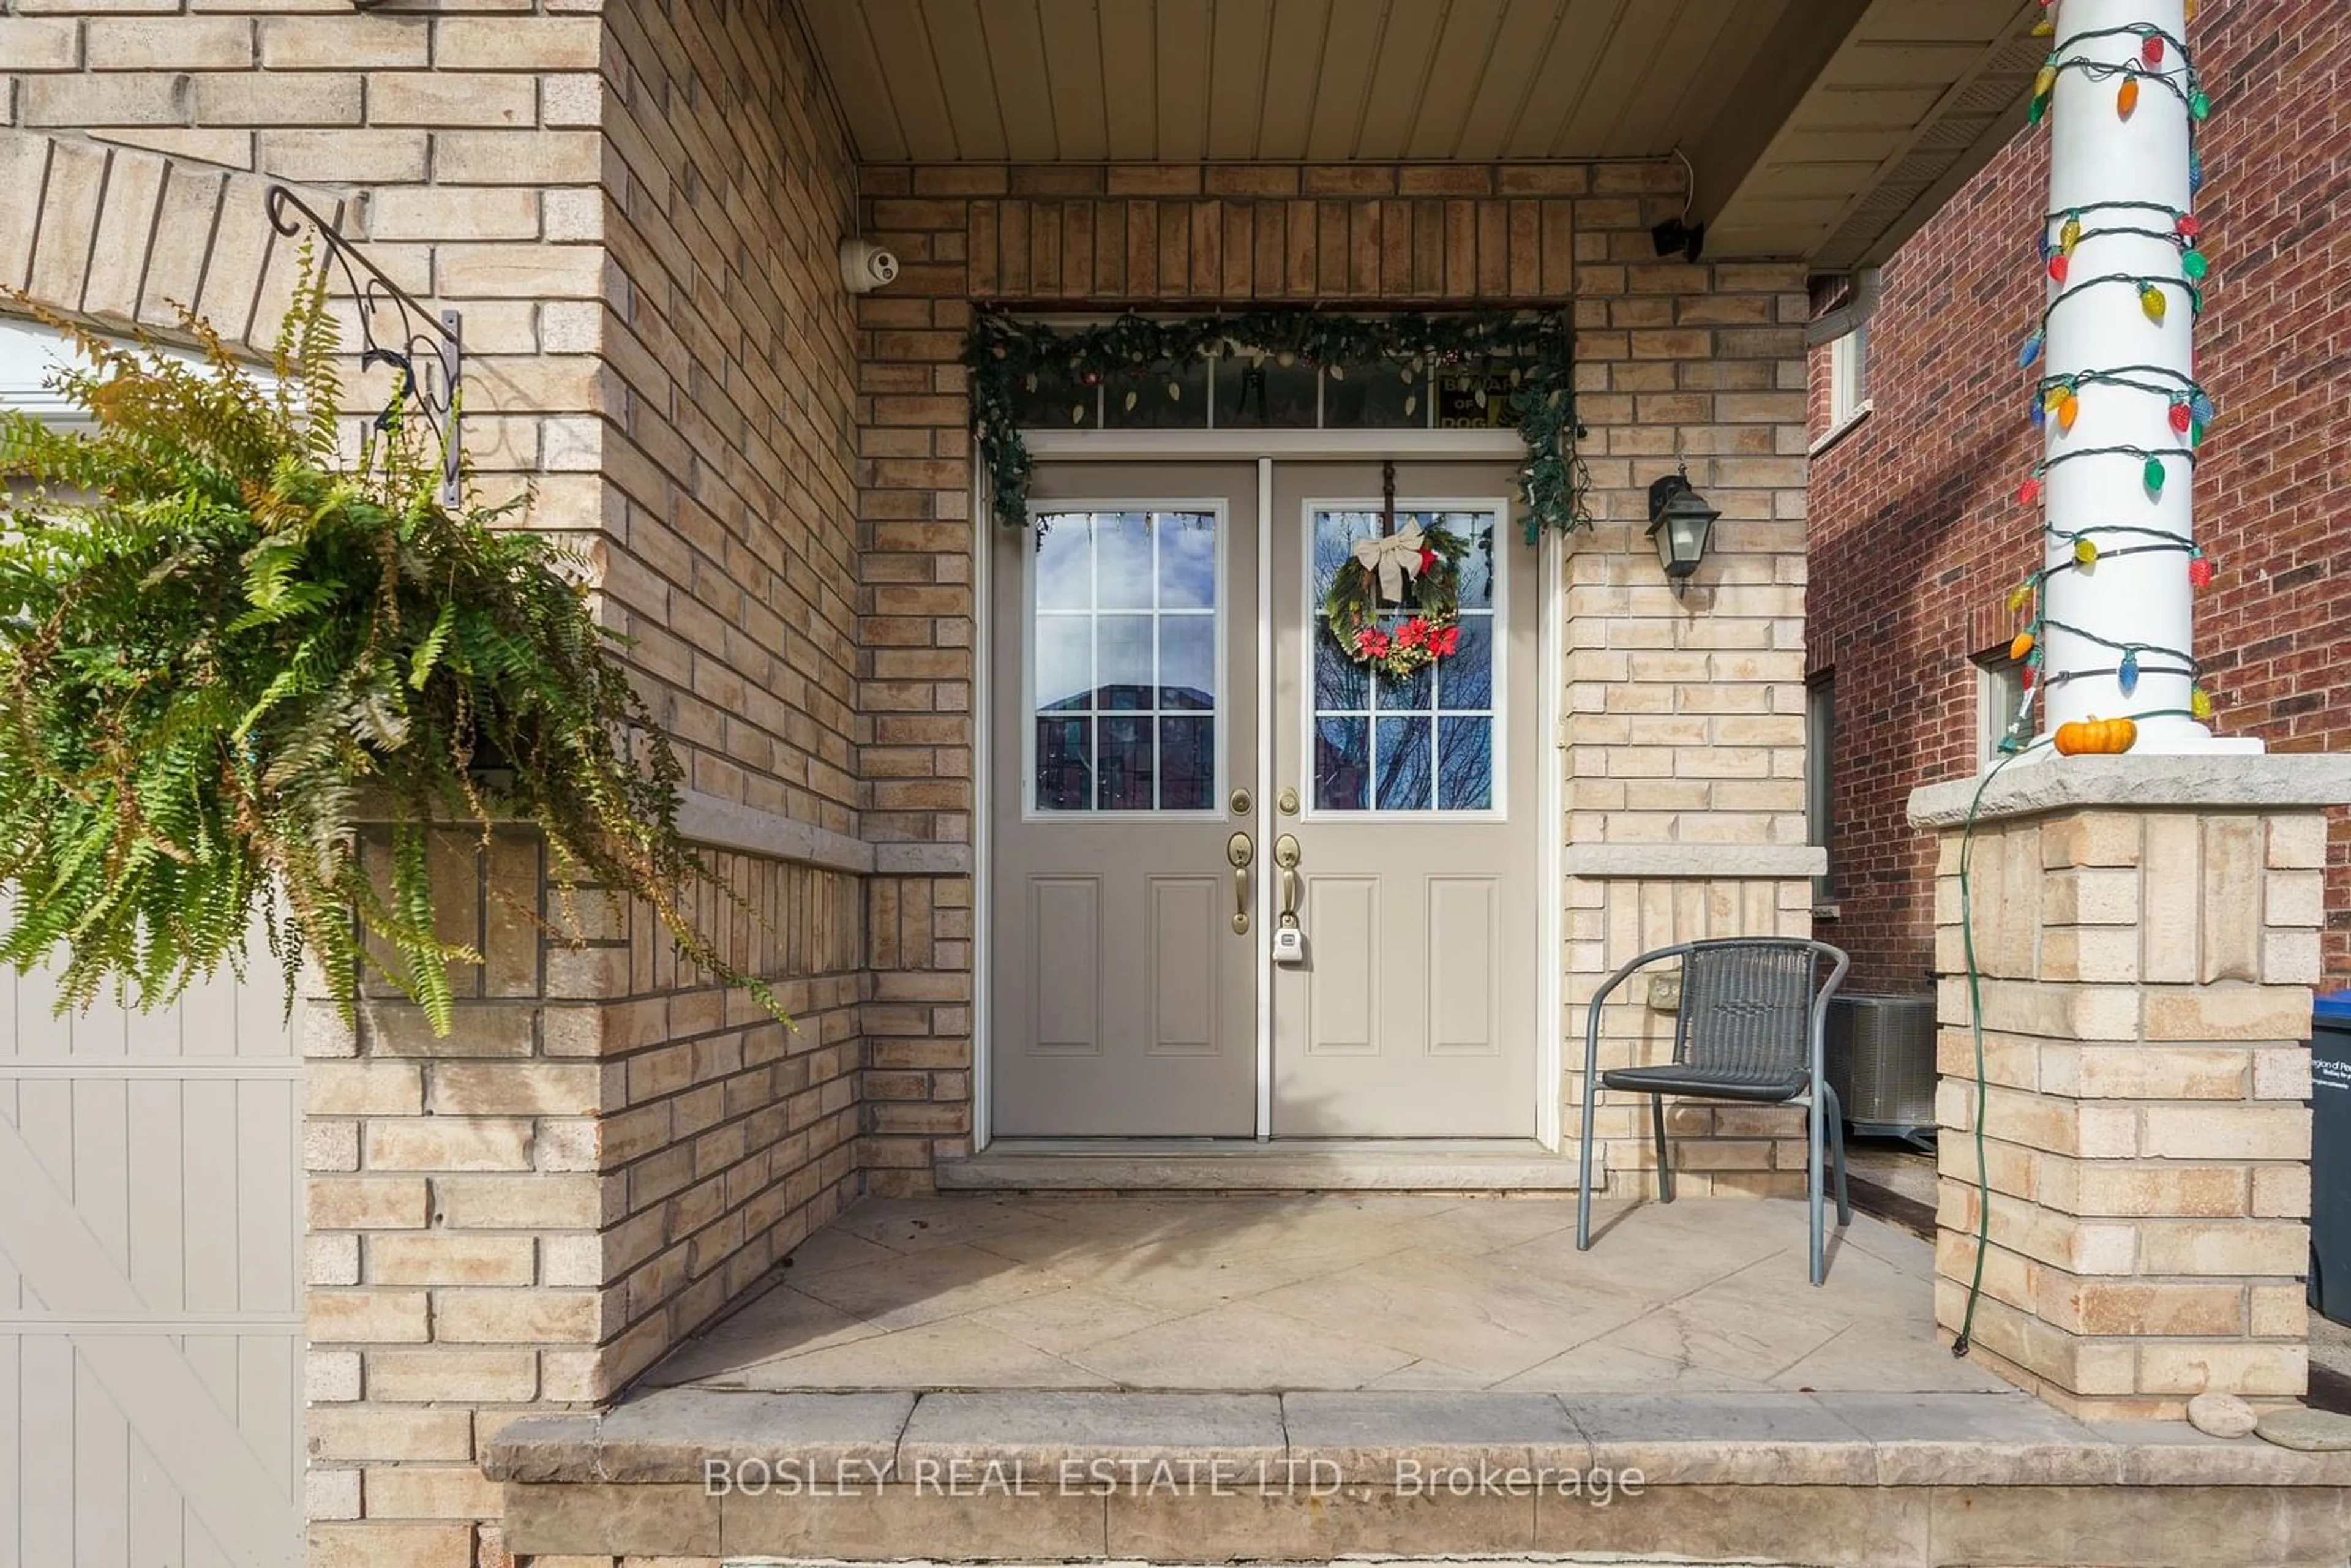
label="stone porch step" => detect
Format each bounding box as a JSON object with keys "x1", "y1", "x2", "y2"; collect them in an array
[
  {"x1": 937, "y1": 1138, "x2": 1585, "y2": 1192},
  {"x1": 487, "y1": 1387, "x2": 2351, "y2": 1566}
]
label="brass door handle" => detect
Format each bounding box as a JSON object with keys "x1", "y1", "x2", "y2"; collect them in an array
[
  {"x1": 1273, "y1": 834, "x2": 1301, "y2": 928},
  {"x1": 1227, "y1": 832, "x2": 1254, "y2": 934}
]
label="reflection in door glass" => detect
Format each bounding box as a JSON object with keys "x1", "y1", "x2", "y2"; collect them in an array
[
  {"x1": 1032, "y1": 511, "x2": 1220, "y2": 812},
  {"x1": 1311, "y1": 507, "x2": 1498, "y2": 813}
]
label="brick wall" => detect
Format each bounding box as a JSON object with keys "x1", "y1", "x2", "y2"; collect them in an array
[
  {"x1": 1922, "y1": 795, "x2": 2325, "y2": 1418},
  {"x1": 0, "y1": 2, "x2": 873, "y2": 1564},
  {"x1": 1808, "y1": 0, "x2": 2351, "y2": 992},
  {"x1": 857, "y1": 160, "x2": 1818, "y2": 1198}
]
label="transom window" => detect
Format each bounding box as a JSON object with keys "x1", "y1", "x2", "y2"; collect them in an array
[
  {"x1": 1028, "y1": 509, "x2": 1221, "y2": 814},
  {"x1": 1309, "y1": 506, "x2": 1500, "y2": 814},
  {"x1": 1013, "y1": 355, "x2": 1526, "y2": 433}
]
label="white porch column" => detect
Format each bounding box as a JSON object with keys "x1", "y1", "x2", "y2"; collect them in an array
[{"x1": 2034, "y1": 0, "x2": 2250, "y2": 755}]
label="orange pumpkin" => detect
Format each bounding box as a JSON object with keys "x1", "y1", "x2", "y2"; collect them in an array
[{"x1": 2053, "y1": 716, "x2": 2138, "y2": 756}]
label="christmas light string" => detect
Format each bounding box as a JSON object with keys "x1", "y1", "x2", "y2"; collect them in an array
[
  {"x1": 1998, "y1": 20, "x2": 2226, "y2": 745},
  {"x1": 2014, "y1": 441, "x2": 2198, "y2": 506},
  {"x1": 2028, "y1": 366, "x2": 2214, "y2": 445},
  {"x1": 1960, "y1": 0, "x2": 2220, "y2": 1369},
  {"x1": 2036, "y1": 206, "x2": 2207, "y2": 257},
  {"x1": 2028, "y1": 24, "x2": 2211, "y2": 125}
]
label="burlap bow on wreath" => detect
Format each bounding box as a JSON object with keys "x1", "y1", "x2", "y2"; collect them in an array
[
  {"x1": 1351, "y1": 521, "x2": 1428, "y2": 604},
  {"x1": 1322, "y1": 522, "x2": 1467, "y2": 680}
]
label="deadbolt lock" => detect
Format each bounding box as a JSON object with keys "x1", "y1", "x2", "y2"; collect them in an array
[
  {"x1": 1230, "y1": 788, "x2": 1252, "y2": 816},
  {"x1": 1277, "y1": 786, "x2": 1300, "y2": 816}
]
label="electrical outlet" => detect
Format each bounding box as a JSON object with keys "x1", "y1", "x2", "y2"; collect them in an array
[{"x1": 1648, "y1": 973, "x2": 1682, "y2": 1011}]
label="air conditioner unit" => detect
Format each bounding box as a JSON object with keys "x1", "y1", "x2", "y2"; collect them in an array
[{"x1": 1826, "y1": 994, "x2": 1937, "y2": 1148}]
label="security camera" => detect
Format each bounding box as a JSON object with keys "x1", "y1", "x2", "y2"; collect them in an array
[{"x1": 839, "y1": 238, "x2": 899, "y2": 294}]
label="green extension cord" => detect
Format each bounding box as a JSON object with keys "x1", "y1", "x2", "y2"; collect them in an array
[
  {"x1": 1949, "y1": 750, "x2": 2019, "y2": 1358},
  {"x1": 1950, "y1": 709, "x2": 2199, "y2": 1358}
]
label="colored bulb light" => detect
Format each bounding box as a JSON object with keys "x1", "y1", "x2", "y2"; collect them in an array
[
  {"x1": 2048, "y1": 255, "x2": 2070, "y2": 283},
  {"x1": 2142, "y1": 285, "x2": 2169, "y2": 323},
  {"x1": 2118, "y1": 77, "x2": 2141, "y2": 118},
  {"x1": 2170, "y1": 402, "x2": 2194, "y2": 434},
  {"x1": 2189, "y1": 557, "x2": 2214, "y2": 588},
  {"x1": 2144, "y1": 457, "x2": 2167, "y2": 493},
  {"x1": 2143, "y1": 34, "x2": 2165, "y2": 67}
]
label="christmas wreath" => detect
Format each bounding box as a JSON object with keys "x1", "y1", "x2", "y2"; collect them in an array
[{"x1": 1322, "y1": 521, "x2": 1468, "y2": 679}]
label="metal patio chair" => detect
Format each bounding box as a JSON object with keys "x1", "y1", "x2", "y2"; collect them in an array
[{"x1": 1573, "y1": 937, "x2": 1853, "y2": 1285}]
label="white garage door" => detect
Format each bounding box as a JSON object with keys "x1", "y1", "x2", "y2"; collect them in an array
[{"x1": 0, "y1": 956, "x2": 303, "y2": 1567}]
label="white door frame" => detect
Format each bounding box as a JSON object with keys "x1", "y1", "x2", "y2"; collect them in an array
[{"x1": 972, "y1": 429, "x2": 1564, "y2": 1150}]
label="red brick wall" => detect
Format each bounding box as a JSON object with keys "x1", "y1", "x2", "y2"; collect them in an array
[{"x1": 1808, "y1": 0, "x2": 2351, "y2": 993}]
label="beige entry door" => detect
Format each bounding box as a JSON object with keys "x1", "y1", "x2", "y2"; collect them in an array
[
  {"x1": 1268, "y1": 462, "x2": 1540, "y2": 1137},
  {"x1": 989, "y1": 464, "x2": 1259, "y2": 1136}
]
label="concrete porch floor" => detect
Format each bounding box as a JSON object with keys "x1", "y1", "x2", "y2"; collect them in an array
[
  {"x1": 642, "y1": 1193, "x2": 2005, "y2": 1395},
  {"x1": 493, "y1": 1196, "x2": 2351, "y2": 1565}
]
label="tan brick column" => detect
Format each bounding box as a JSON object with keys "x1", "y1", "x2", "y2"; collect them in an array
[{"x1": 1910, "y1": 756, "x2": 2351, "y2": 1420}]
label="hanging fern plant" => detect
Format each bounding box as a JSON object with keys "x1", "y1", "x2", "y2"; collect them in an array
[{"x1": 0, "y1": 261, "x2": 781, "y2": 1035}]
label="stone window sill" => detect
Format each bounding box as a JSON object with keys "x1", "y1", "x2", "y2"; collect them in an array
[{"x1": 1808, "y1": 400, "x2": 1873, "y2": 459}]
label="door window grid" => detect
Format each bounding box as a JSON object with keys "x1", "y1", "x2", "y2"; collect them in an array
[
  {"x1": 1309, "y1": 508, "x2": 1499, "y2": 814},
  {"x1": 1030, "y1": 509, "x2": 1220, "y2": 814}
]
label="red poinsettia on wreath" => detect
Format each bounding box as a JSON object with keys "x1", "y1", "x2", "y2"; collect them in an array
[{"x1": 1325, "y1": 525, "x2": 1469, "y2": 679}]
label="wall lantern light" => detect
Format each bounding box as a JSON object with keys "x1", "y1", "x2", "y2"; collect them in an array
[{"x1": 1646, "y1": 466, "x2": 1720, "y2": 591}]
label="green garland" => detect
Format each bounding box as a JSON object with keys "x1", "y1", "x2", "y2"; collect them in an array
[{"x1": 965, "y1": 309, "x2": 1589, "y2": 546}]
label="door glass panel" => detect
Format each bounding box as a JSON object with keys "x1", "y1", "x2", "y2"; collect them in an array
[
  {"x1": 1374, "y1": 715, "x2": 1433, "y2": 809},
  {"x1": 1314, "y1": 716, "x2": 1369, "y2": 811},
  {"x1": 1437, "y1": 716, "x2": 1494, "y2": 810},
  {"x1": 1031, "y1": 510, "x2": 1220, "y2": 813},
  {"x1": 1310, "y1": 505, "x2": 1499, "y2": 814}
]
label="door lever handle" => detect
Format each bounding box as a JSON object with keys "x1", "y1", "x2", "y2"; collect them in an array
[
  {"x1": 1226, "y1": 832, "x2": 1254, "y2": 935},
  {"x1": 1273, "y1": 834, "x2": 1301, "y2": 928}
]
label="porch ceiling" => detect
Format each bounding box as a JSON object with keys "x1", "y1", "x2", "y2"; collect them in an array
[{"x1": 798, "y1": 0, "x2": 2047, "y2": 268}]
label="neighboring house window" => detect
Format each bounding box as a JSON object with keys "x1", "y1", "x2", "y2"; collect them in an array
[
  {"x1": 1976, "y1": 648, "x2": 2028, "y2": 763},
  {"x1": 1828, "y1": 321, "x2": 1870, "y2": 427},
  {"x1": 1806, "y1": 670, "x2": 1835, "y2": 907}
]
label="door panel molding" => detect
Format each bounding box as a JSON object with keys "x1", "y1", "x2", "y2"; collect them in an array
[
  {"x1": 1146, "y1": 877, "x2": 1221, "y2": 1057},
  {"x1": 1302, "y1": 875, "x2": 1381, "y2": 1057},
  {"x1": 1028, "y1": 877, "x2": 1103, "y2": 1056},
  {"x1": 1426, "y1": 875, "x2": 1503, "y2": 1058}
]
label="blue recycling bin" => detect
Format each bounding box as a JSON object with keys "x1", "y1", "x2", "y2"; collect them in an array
[{"x1": 2312, "y1": 992, "x2": 2351, "y2": 1326}]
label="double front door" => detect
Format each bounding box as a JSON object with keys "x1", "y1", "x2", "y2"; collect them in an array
[{"x1": 989, "y1": 460, "x2": 1539, "y2": 1138}]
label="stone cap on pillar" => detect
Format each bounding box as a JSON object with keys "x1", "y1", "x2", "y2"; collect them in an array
[{"x1": 1908, "y1": 754, "x2": 2351, "y2": 830}]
